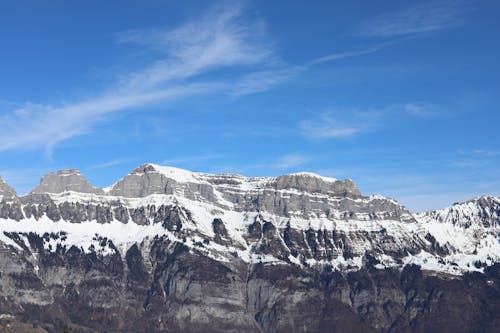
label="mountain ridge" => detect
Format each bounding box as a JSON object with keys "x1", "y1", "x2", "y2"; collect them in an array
[
  {"x1": 1, "y1": 164, "x2": 499, "y2": 332},
  {"x1": 0, "y1": 163, "x2": 498, "y2": 275}
]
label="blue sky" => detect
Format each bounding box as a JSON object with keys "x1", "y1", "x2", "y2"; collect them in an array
[{"x1": 0, "y1": 0, "x2": 499, "y2": 211}]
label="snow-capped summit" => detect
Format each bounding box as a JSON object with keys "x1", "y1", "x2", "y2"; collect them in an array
[
  {"x1": 417, "y1": 195, "x2": 500, "y2": 228},
  {"x1": 107, "y1": 163, "x2": 362, "y2": 201},
  {"x1": 1, "y1": 165, "x2": 500, "y2": 332},
  {"x1": 0, "y1": 164, "x2": 498, "y2": 277}
]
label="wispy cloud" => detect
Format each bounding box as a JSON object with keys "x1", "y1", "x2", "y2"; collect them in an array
[
  {"x1": 450, "y1": 148, "x2": 500, "y2": 169},
  {"x1": 467, "y1": 149, "x2": 500, "y2": 157},
  {"x1": 402, "y1": 102, "x2": 435, "y2": 117},
  {"x1": 0, "y1": 84, "x2": 213, "y2": 153},
  {"x1": 355, "y1": 1, "x2": 464, "y2": 37},
  {"x1": 0, "y1": 5, "x2": 278, "y2": 154},
  {"x1": 310, "y1": 47, "x2": 381, "y2": 65},
  {"x1": 231, "y1": 67, "x2": 304, "y2": 96},
  {"x1": 300, "y1": 113, "x2": 360, "y2": 139},
  {"x1": 299, "y1": 102, "x2": 443, "y2": 140},
  {"x1": 161, "y1": 153, "x2": 223, "y2": 166},
  {"x1": 0, "y1": 3, "x2": 452, "y2": 156},
  {"x1": 87, "y1": 158, "x2": 133, "y2": 170},
  {"x1": 272, "y1": 153, "x2": 311, "y2": 169},
  {"x1": 115, "y1": 5, "x2": 273, "y2": 92},
  {"x1": 449, "y1": 160, "x2": 485, "y2": 168}
]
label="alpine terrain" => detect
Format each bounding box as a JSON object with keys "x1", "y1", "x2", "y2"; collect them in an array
[{"x1": 0, "y1": 164, "x2": 499, "y2": 332}]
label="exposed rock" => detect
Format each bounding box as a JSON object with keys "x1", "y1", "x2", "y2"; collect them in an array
[
  {"x1": 0, "y1": 176, "x2": 18, "y2": 201},
  {"x1": 30, "y1": 169, "x2": 104, "y2": 195}
]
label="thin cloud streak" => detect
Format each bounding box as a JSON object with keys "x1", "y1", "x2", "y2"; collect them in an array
[
  {"x1": 116, "y1": 6, "x2": 273, "y2": 92},
  {"x1": 231, "y1": 66, "x2": 304, "y2": 96},
  {"x1": 300, "y1": 113, "x2": 360, "y2": 139},
  {"x1": 87, "y1": 158, "x2": 133, "y2": 170},
  {"x1": 0, "y1": 84, "x2": 217, "y2": 152},
  {"x1": 0, "y1": 4, "x2": 434, "y2": 155},
  {"x1": 355, "y1": 1, "x2": 463, "y2": 37},
  {"x1": 273, "y1": 153, "x2": 311, "y2": 169},
  {"x1": 299, "y1": 102, "x2": 442, "y2": 140},
  {"x1": 0, "y1": 5, "x2": 275, "y2": 153},
  {"x1": 310, "y1": 47, "x2": 381, "y2": 65}
]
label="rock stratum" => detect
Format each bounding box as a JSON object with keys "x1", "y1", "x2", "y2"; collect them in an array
[{"x1": 0, "y1": 164, "x2": 499, "y2": 332}]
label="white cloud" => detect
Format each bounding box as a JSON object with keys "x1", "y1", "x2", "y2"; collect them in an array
[
  {"x1": 0, "y1": 5, "x2": 278, "y2": 153},
  {"x1": 87, "y1": 159, "x2": 132, "y2": 170},
  {"x1": 403, "y1": 102, "x2": 432, "y2": 116},
  {"x1": 115, "y1": 5, "x2": 272, "y2": 92},
  {"x1": 299, "y1": 102, "x2": 444, "y2": 141},
  {"x1": 273, "y1": 153, "x2": 311, "y2": 169},
  {"x1": 0, "y1": 84, "x2": 214, "y2": 152},
  {"x1": 470, "y1": 149, "x2": 500, "y2": 157},
  {"x1": 231, "y1": 67, "x2": 303, "y2": 96},
  {"x1": 300, "y1": 113, "x2": 360, "y2": 139},
  {"x1": 355, "y1": 2, "x2": 463, "y2": 37},
  {"x1": 310, "y1": 47, "x2": 381, "y2": 65}
]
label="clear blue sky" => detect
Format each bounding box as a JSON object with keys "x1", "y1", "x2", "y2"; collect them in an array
[{"x1": 0, "y1": 0, "x2": 499, "y2": 211}]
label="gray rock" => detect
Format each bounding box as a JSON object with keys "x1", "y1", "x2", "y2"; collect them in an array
[
  {"x1": 0, "y1": 176, "x2": 18, "y2": 200},
  {"x1": 274, "y1": 174, "x2": 361, "y2": 197},
  {"x1": 31, "y1": 169, "x2": 104, "y2": 195}
]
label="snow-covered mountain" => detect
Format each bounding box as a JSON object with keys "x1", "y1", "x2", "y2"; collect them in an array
[
  {"x1": 1, "y1": 164, "x2": 499, "y2": 332},
  {"x1": 1, "y1": 163, "x2": 497, "y2": 274}
]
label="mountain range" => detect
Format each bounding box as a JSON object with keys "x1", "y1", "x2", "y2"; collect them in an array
[{"x1": 0, "y1": 164, "x2": 499, "y2": 332}]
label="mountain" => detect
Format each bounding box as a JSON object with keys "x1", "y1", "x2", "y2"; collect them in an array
[
  {"x1": 30, "y1": 169, "x2": 105, "y2": 195},
  {"x1": 0, "y1": 176, "x2": 17, "y2": 201},
  {"x1": 0, "y1": 164, "x2": 499, "y2": 332}
]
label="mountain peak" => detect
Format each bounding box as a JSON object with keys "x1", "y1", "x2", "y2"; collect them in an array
[
  {"x1": 276, "y1": 172, "x2": 361, "y2": 197},
  {"x1": 108, "y1": 163, "x2": 364, "y2": 199},
  {"x1": 135, "y1": 163, "x2": 205, "y2": 183},
  {"x1": 289, "y1": 172, "x2": 338, "y2": 182},
  {"x1": 0, "y1": 176, "x2": 17, "y2": 200},
  {"x1": 131, "y1": 163, "x2": 157, "y2": 174},
  {"x1": 31, "y1": 169, "x2": 104, "y2": 195}
]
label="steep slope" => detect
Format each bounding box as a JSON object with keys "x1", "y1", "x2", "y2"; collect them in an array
[
  {"x1": 31, "y1": 169, "x2": 104, "y2": 195},
  {"x1": 0, "y1": 176, "x2": 17, "y2": 201},
  {"x1": 0, "y1": 164, "x2": 499, "y2": 332},
  {"x1": 410, "y1": 196, "x2": 500, "y2": 274}
]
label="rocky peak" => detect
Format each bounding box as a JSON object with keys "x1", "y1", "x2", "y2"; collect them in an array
[
  {"x1": 30, "y1": 169, "x2": 104, "y2": 195},
  {"x1": 107, "y1": 163, "x2": 208, "y2": 198},
  {"x1": 131, "y1": 164, "x2": 157, "y2": 175},
  {"x1": 418, "y1": 195, "x2": 500, "y2": 228},
  {"x1": 274, "y1": 173, "x2": 361, "y2": 197},
  {"x1": 0, "y1": 176, "x2": 18, "y2": 200}
]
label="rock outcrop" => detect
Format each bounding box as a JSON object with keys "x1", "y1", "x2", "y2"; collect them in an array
[
  {"x1": 0, "y1": 176, "x2": 17, "y2": 200},
  {"x1": 31, "y1": 169, "x2": 104, "y2": 195}
]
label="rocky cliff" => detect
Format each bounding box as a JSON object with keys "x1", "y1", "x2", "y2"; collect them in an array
[{"x1": 0, "y1": 164, "x2": 499, "y2": 332}]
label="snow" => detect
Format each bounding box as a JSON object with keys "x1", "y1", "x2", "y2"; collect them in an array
[
  {"x1": 289, "y1": 172, "x2": 339, "y2": 182},
  {"x1": 58, "y1": 171, "x2": 83, "y2": 177},
  {"x1": 1, "y1": 163, "x2": 500, "y2": 276},
  {"x1": 144, "y1": 164, "x2": 210, "y2": 184},
  {"x1": 0, "y1": 216, "x2": 168, "y2": 256}
]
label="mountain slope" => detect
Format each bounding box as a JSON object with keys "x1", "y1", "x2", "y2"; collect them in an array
[{"x1": 0, "y1": 164, "x2": 499, "y2": 332}]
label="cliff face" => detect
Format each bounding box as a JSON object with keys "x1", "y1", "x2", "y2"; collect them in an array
[{"x1": 0, "y1": 164, "x2": 499, "y2": 332}]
